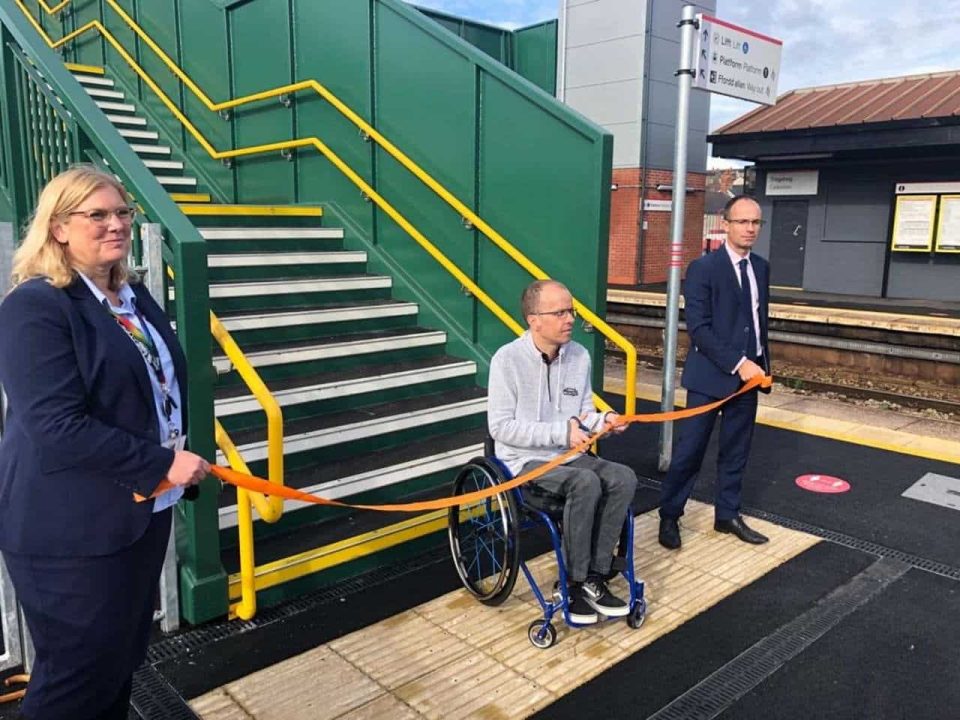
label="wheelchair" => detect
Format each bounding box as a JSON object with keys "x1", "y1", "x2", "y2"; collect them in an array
[{"x1": 447, "y1": 440, "x2": 646, "y2": 649}]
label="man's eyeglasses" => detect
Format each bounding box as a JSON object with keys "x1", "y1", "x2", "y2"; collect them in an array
[
  {"x1": 67, "y1": 207, "x2": 137, "y2": 224},
  {"x1": 534, "y1": 307, "x2": 577, "y2": 319},
  {"x1": 725, "y1": 219, "x2": 765, "y2": 227}
]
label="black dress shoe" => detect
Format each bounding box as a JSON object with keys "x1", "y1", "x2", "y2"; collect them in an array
[
  {"x1": 714, "y1": 516, "x2": 768, "y2": 544},
  {"x1": 659, "y1": 517, "x2": 681, "y2": 549}
]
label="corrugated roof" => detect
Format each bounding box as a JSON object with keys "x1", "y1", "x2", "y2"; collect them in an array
[{"x1": 713, "y1": 70, "x2": 960, "y2": 136}]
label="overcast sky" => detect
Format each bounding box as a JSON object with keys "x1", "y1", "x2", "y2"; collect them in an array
[{"x1": 412, "y1": 0, "x2": 959, "y2": 134}]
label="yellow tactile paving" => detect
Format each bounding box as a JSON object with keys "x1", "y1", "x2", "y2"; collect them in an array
[
  {"x1": 393, "y1": 650, "x2": 550, "y2": 718},
  {"x1": 190, "y1": 501, "x2": 818, "y2": 719},
  {"x1": 330, "y1": 612, "x2": 472, "y2": 691}
]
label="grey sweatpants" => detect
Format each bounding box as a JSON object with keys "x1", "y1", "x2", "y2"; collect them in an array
[{"x1": 521, "y1": 455, "x2": 638, "y2": 583}]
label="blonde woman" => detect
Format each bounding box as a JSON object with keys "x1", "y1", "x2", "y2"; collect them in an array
[{"x1": 0, "y1": 166, "x2": 208, "y2": 720}]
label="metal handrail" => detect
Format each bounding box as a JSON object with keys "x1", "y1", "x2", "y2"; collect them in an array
[
  {"x1": 214, "y1": 419, "x2": 261, "y2": 620},
  {"x1": 209, "y1": 312, "x2": 285, "y2": 523},
  {"x1": 22, "y1": 0, "x2": 638, "y2": 414},
  {"x1": 163, "y1": 264, "x2": 286, "y2": 527}
]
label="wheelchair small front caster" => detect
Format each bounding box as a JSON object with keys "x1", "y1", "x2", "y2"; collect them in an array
[
  {"x1": 528, "y1": 619, "x2": 557, "y2": 648},
  {"x1": 627, "y1": 599, "x2": 646, "y2": 629}
]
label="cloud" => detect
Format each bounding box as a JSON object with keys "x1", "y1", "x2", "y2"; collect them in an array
[
  {"x1": 711, "y1": 0, "x2": 959, "y2": 129},
  {"x1": 410, "y1": 0, "x2": 557, "y2": 28}
]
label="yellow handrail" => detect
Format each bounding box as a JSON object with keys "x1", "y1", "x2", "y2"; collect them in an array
[
  {"x1": 163, "y1": 265, "x2": 285, "y2": 523},
  {"x1": 23, "y1": 0, "x2": 637, "y2": 414},
  {"x1": 214, "y1": 419, "x2": 259, "y2": 620},
  {"x1": 210, "y1": 312, "x2": 285, "y2": 523}
]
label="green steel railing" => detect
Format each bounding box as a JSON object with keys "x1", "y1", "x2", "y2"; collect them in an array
[{"x1": 0, "y1": 6, "x2": 227, "y2": 623}]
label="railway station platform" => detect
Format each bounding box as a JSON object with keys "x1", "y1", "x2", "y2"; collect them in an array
[
  {"x1": 608, "y1": 288, "x2": 960, "y2": 336},
  {"x1": 5, "y1": 372, "x2": 952, "y2": 720}
]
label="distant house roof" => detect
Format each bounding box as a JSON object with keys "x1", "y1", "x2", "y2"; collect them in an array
[{"x1": 712, "y1": 70, "x2": 960, "y2": 136}]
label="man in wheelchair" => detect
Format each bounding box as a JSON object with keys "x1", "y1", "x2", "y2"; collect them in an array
[{"x1": 487, "y1": 279, "x2": 638, "y2": 624}]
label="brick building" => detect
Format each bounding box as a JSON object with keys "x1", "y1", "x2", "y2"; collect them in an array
[{"x1": 557, "y1": 0, "x2": 713, "y2": 286}]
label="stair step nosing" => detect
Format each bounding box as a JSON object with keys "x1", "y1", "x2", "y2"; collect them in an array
[
  {"x1": 217, "y1": 303, "x2": 416, "y2": 332},
  {"x1": 217, "y1": 442, "x2": 485, "y2": 528},
  {"x1": 157, "y1": 177, "x2": 198, "y2": 187},
  {"x1": 74, "y1": 74, "x2": 114, "y2": 87},
  {"x1": 200, "y1": 228, "x2": 344, "y2": 240},
  {"x1": 208, "y1": 251, "x2": 366, "y2": 268},
  {"x1": 106, "y1": 114, "x2": 147, "y2": 126},
  {"x1": 85, "y1": 88, "x2": 125, "y2": 99},
  {"x1": 176, "y1": 276, "x2": 390, "y2": 299},
  {"x1": 130, "y1": 144, "x2": 172, "y2": 155},
  {"x1": 96, "y1": 101, "x2": 136, "y2": 112},
  {"x1": 211, "y1": 332, "x2": 446, "y2": 372},
  {"x1": 215, "y1": 361, "x2": 476, "y2": 416},
  {"x1": 118, "y1": 129, "x2": 159, "y2": 140},
  {"x1": 216, "y1": 398, "x2": 487, "y2": 464},
  {"x1": 144, "y1": 159, "x2": 184, "y2": 170}
]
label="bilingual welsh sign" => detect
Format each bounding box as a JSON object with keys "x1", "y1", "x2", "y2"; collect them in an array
[{"x1": 693, "y1": 14, "x2": 782, "y2": 106}]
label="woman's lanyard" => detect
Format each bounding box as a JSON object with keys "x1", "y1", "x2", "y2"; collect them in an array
[{"x1": 104, "y1": 298, "x2": 180, "y2": 440}]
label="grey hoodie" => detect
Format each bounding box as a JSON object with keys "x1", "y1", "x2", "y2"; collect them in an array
[{"x1": 487, "y1": 331, "x2": 606, "y2": 475}]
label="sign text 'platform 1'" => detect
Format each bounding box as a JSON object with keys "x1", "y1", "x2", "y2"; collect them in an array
[{"x1": 693, "y1": 14, "x2": 782, "y2": 106}]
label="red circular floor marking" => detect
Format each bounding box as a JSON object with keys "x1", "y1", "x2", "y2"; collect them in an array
[{"x1": 795, "y1": 474, "x2": 850, "y2": 494}]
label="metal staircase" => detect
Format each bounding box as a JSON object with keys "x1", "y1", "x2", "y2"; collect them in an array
[{"x1": 71, "y1": 67, "x2": 488, "y2": 593}]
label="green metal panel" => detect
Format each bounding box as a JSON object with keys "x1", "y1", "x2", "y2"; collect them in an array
[
  {"x1": 477, "y1": 69, "x2": 611, "y2": 376},
  {"x1": 60, "y1": 0, "x2": 105, "y2": 68},
  {"x1": 292, "y1": 0, "x2": 373, "y2": 233},
  {"x1": 513, "y1": 20, "x2": 558, "y2": 96},
  {"x1": 228, "y1": 0, "x2": 295, "y2": 203},
  {"x1": 177, "y1": 0, "x2": 235, "y2": 202},
  {"x1": 373, "y1": 2, "x2": 479, "y2": 356},
  {"x1": 123, "y1": 1, "x2": 183, "y2": 154},
  {"x1": 417, "y1": 8, "x2": 510, "y2": 65}
]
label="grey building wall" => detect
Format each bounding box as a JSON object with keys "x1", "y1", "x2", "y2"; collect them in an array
[
  {"x1": 558, "y1": 0, "x2": 713, "y2": 170},
  {"x1": 755, "y1": 163, "x2": 960, "y2": 301}
]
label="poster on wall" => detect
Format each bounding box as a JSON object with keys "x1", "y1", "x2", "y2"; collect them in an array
[
  {"x1": 890, "y1": 195, "x2": 936, "y2": 252},
  {"x1": 935, "y1": 195, "x2": 960, "y2": 252}
]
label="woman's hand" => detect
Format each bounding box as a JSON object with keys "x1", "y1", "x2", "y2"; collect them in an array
[{"x1": 166, "y1": 450, "x2": 211, "y2": 487}]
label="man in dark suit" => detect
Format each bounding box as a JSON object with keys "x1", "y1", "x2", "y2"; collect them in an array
[{"x1": 658, "y1": 195, "x2": 771, "y2": 549}]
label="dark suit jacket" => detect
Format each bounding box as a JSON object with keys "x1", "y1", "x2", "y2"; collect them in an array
[
  {"x1": 0, "y1": 276, "x2": 188, "y2": 556},
  {"x1": 681, "y1": 248, "x2": 771, "y2": 399}
]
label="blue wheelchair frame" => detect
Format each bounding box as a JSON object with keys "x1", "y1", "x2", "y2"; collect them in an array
[{"x1": 448, "y1": 451, "x2": 646, "y2": 648}]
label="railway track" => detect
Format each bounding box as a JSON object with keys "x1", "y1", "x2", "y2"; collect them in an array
[
  {"x1": 606, "y1": 351, "x2": 960, "y2": 419},
  {"x1": 604, "y1": 301, "x2": 960, "y2": 418}
]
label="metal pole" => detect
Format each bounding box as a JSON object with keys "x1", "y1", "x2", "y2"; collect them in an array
[
  {"x1": 658, "y1": 4, "x2": 697, "y2": 472},
  {"x1": 141, "y1": 223, "x2": 180, "y2": 633}
]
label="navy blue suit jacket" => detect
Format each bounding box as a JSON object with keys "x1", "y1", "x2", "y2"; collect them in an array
[
  {"x1": 0, "y1": 276, "x2": 187, "y2": 556},
  {"x1": 681, "y1": 248, "x2": 770, "y2": 399}
]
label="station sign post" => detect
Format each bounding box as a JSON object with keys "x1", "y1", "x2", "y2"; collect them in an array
[{"x1": 658, "y1": 8, "x2": 782, "y2": 471}]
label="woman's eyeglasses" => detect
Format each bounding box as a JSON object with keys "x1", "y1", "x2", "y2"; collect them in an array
[{"x1": 67, "y1": 207, "x2": 137, "y2": 224}]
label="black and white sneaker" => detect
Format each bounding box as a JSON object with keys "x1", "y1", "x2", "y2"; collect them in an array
[
  {"x1": 566, "y1": 585, "x2": 599, "y2": 625},
  {"x1": 582, "y1": 578, "x2": 629, "y2": 617}
]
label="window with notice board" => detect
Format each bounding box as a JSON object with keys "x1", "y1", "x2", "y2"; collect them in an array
[
  {"x1": 935, "y1": 195, "x2": 960, "y2": 253},
  {"x1": 890, "y1": 195, "x2": 936, "y2": 252},
  {"x1": 891, "y1": 182, "x2": 960, "y2": 253}
]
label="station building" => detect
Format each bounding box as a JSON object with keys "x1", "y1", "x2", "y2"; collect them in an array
[{"x1": 710, "y1": 70, "x2": 960, "y2": 302}]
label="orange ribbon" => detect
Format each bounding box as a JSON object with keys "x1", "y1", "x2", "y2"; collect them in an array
[{"x1": 137, "y1": 375, "x2": 772, "y2": 510}]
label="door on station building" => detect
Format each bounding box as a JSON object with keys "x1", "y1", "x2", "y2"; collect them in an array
[{"x1": 769, "y1": 200, "x2": 808, "y2": 287}]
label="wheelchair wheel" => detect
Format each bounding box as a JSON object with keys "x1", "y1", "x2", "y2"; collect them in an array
[
  {"x1": 448, "y1": 458, "x2": 520, "y2": 606},
  {"x1": 528, "y1": 620, "x2": 557, "y2": 649},
  {"x1": 627, "y1": 599, "x2": 647, "y2": 629}
]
